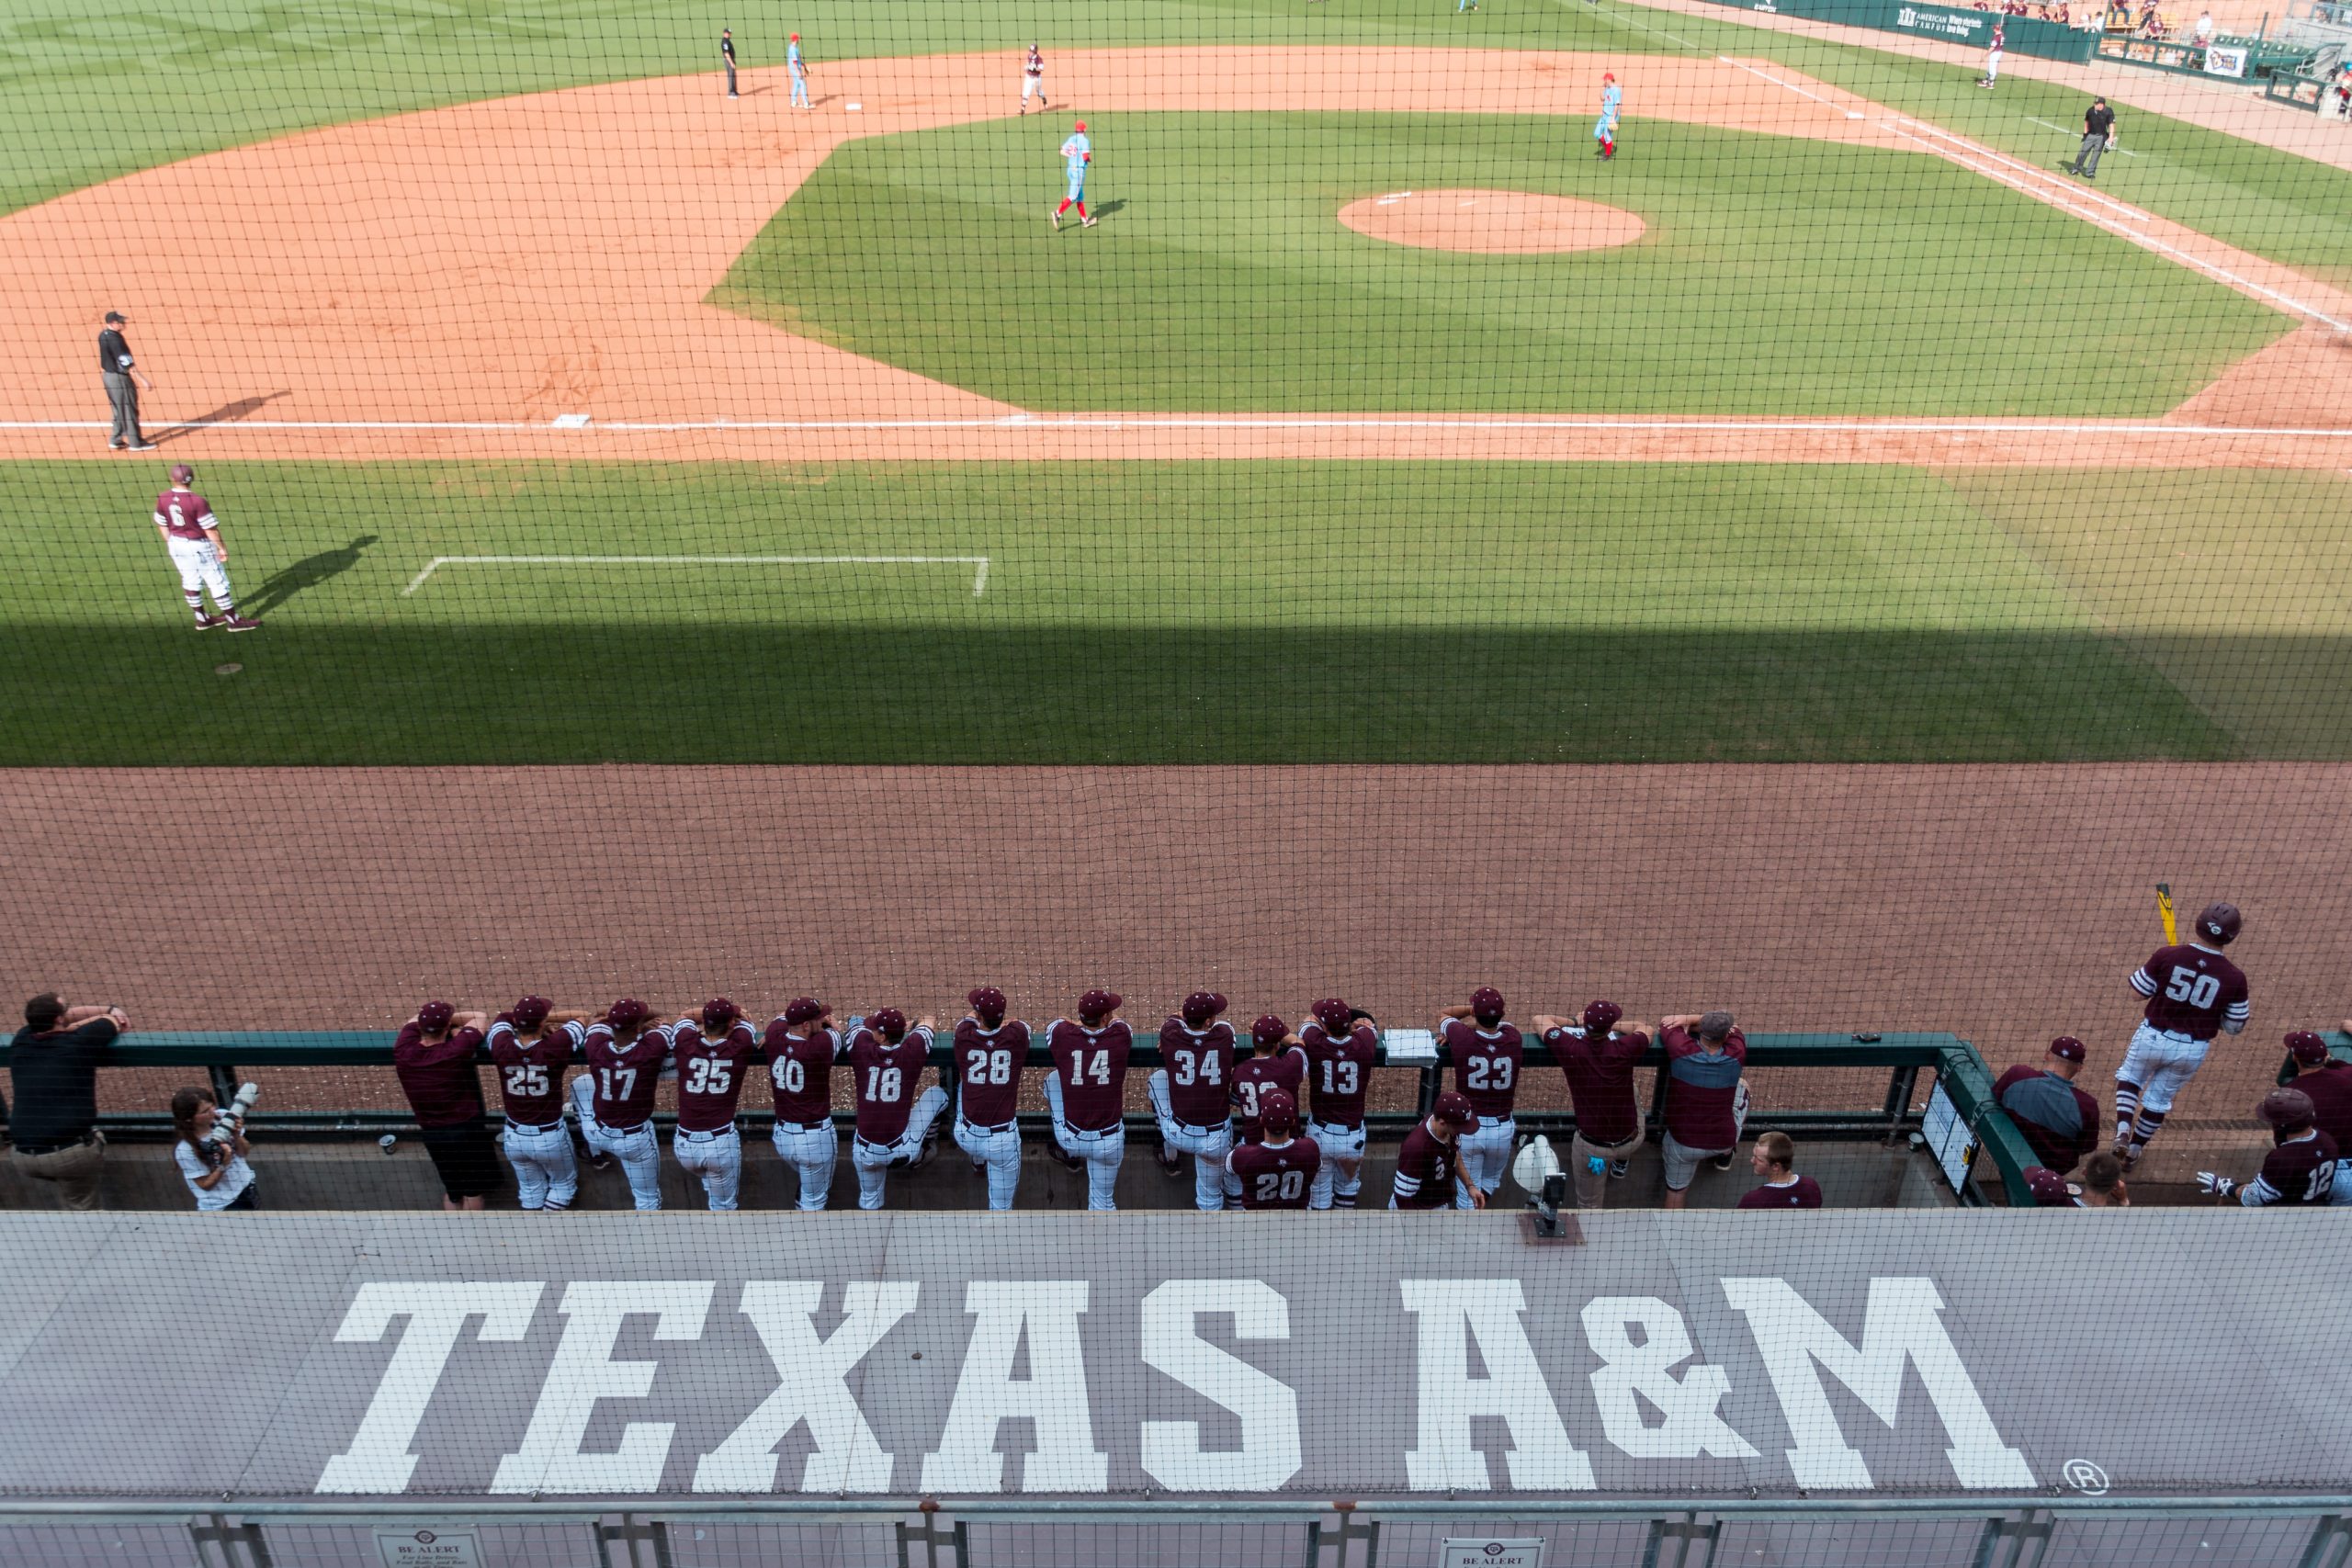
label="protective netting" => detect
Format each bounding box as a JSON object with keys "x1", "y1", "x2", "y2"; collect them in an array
[{"x1": 4, "y1": 0, "x2": 2352, "y2": 1526}]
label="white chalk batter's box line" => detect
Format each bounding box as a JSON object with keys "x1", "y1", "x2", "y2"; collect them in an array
[{"x1": 401, "y1": 554, "x2": 989, "y2": 597}]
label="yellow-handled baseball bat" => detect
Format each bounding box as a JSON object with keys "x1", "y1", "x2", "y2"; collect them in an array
[{"x1": 2155, "y1": 883, "x2": 2177, "y2": 946}]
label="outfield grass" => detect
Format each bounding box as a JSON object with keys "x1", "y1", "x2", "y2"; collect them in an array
[
  {"x1": 5, "y1": 0, "x2": 2346, "y2": 299},
  {"x1": 714, "y1": 111, "x2": 2285, "y2": 415},
  {"x1": 9, "y1": 459, "x2": 2347, "y2": 766}
]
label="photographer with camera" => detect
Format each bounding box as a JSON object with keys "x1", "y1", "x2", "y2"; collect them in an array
[{"x1": 170, "y1": 1085, "x2": 256, "y2": 1210}]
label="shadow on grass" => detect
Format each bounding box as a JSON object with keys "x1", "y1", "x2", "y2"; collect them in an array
[{"x1": 0, "y1": 625, "x2": 2285, "y2": 765}]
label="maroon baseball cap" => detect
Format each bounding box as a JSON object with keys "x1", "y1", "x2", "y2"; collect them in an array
[
  {"x1": 702, "y1": 997, "x2": 739, "y2": 1031},
  {"x1": 1181, "y1": 990, "x2": 1227, "y2": 1026},
  {"x1": 416, "y1": 1000, "x2": 455, "y2": 1032},
  {"x1": 868, "y1": 1007, "x2": 908, "y2": 1039},
  {"x1": 1432, "y1": 1091, "x2": 1479, "y2": 1130},
  {"x1": 512, "y1": 996, "x2": 551, "y2": 1032},
  {"x1": 2287, "y1": 1030, "x2": 2331, "y2": 1066},
  {"x1": 1260, "y1": 1089, "x2": 1300, "y2": 1134},
  {"x1": 2022, "y1": 1166, "x2": 2074, "y2": 1204},
  {"x1": 2047, "y1": 1035, "x2": 2086, "y2": 1064},
  {"x1": 169, "y1": 463, "x2": 194, "y2": 486},
  {"x1": 967, "y1": 986, "x2": 1007, "y2": 1022},
  {"x1": 1079, "y1": 988, "x2": 1122, "y2": 1018},
  {"x1": 605, "y1": 998, "x2": 649, "y2": 1029},
  {"x1": 1251, "y1": 1014, "x2": 1288, "y2": 1047},
  {"x1": 1470, "y1": 987, "x2": 1506, "y2": 1025},
  {"x1": 784, "y1": 997, "x2": 825, "y2": 1027},
  {"x1": 1583, "y1": 999, "x2": 1623, "y2": 1035},
  {"x1": 1312, "y1": 998, "x2": 1353, "y2": 1032}
]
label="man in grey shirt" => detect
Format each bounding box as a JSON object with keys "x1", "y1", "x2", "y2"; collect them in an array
[{"x1": 99, "y1": 310, "x2": 155, "y2": 450}]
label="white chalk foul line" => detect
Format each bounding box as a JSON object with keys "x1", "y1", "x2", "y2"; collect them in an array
[
  {"x1": 1884, "y1": 123, "x2": 2351, "y2": 332},
  {"x1": 9, "y1": 416, "x2": 2351, "y2": 437},
  {"x1": 401, "y1": 554, "x2": 989, "y2": 597}
]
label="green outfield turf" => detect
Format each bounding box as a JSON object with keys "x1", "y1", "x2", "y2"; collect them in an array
[
  {"x1": 7, "y1": 459, "x2": 2347, "y2": 767},
  {"x1": 714, "y1": 111, "x2": 2287, "y2": 415}
]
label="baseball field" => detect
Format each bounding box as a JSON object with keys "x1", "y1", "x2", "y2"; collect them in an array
[{"x1": 6, "y1": 0, "x2": 2352, "y2": 1112}]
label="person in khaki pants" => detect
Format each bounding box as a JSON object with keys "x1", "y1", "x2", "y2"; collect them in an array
[{"x1": 8, "y1": 995, "x2": 128, "y2": 1209}]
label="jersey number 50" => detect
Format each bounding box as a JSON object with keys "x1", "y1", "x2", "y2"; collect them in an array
[{"x1": 2164, "y1": 966, "x2": 2222, "y2": 1009}]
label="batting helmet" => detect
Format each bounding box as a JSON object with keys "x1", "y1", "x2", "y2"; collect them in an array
[
  {"x1": 605, "y1": 998, "x2": 650, "y2": 1030},
  {"x1": 784, "y1": 997, "x2": 825, "y2": 1027},
  {"x1": 967, "y1": 986, "x2": 1007, "y2": 1023},
  {"x1": 1311, "y1": 998, "x2": 1354, "y2": 1032},
  {"x1": 168, "y1": 463, "x2": 194, "y2": 485},
  {"x1": 702, "y1": 997, "x2": 739, "y2": 1031},
  {"x1": 1469, "y1": 987, "x2": 1506, "y2": 1025},
  {"x1": 1583, "y1": 999, "x2": 1623, "y2": 1035},
  {"x1": 416, "y1": 1000, "x2": 455, "y2": 1033},
  {"x1": 2287, "y1": 1030, "x2": 2331, "y2": 1066},
  {"x1": 1074, "y1": 119, "x2": 1086, "y2": 131},
  {"x1": 1260, "y1": 1089, "x2": 1300, "y2": 1136},
  {"x1": 2196, "y1": 902, "x2": 2243, "y2": 944},
  {"x1": 512, "y1": 996, "x2": 551, "y2": 1032},
  {"x1": 1251, "y1": 1014, "x2": 1288, "y2": 1048},
  {"x1": 2259, "y1": 1088, "x2": 2315, "y2": 1129},
  {"x1": 1181, "y1": 990, "x2": 1227, "y2": 1027}
]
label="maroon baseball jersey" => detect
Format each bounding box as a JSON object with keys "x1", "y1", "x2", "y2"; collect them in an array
[
  {"x1": 1737, "y1": 1176, "x2": 1825, "y2": 1210},
  {"x1": 2129, "y1": 943, "x2": 2250, "y2": 1040},
  {"x1": 1390, "y1": 1122, "x2": 1461, "y2": 1209},
  {"x1": 848, "y1": 1024, "x2": 934, "y2": 1143},
  {"x1": 1300, "y1": 1021, "x2": 1376, "y2": 1129},
  {"x1": 583, "y1": 1022, "x2": 672, "y2": 1130},
  {"x1": 153, "y1": 488, "x2": 217, "y2": 542},
  {"x1": 1230, "y1": 1048, "x2": 1306, "y2": 1140},
  {"x1": 1661, "y1": 1026, "x2": 1748, "y2": 1150},
  {"x1": 953, "y1": 1017, "x2": 1030, "y2": 1126},
  {"x1": 763, "y1": 1020, "x2": 839, "y2": 1125},
  {"x1": 1159, "y1": 1019, "x2": 1237, "y2": 1126},
  {"x1": 2245, "y1": 1129, "x2": 2340, "y2": 1206},
  {"x1": 488, "y1": 1016, "x2": 582, "y2": 1125},
  {"x1": 1546, "y1": 1024, "x2": 1649, "y2": 1146},
  {"x1": 1994, "y1": 1064, "x2": 2103, "y2": 1175},
  {"x1": 393, "y1": 1021, "x2": 487, "y2": 1127},
  {"x1": 671, "y1": 1019, "x2": 758, "y2": 1133},
  {"x1": 2292, "y1": 1060, "x2": 2352, "y2": 1151},
  {"x1": 1446, "y1": 1019, "x2": 1525, "y2": 1121},
  {"x1": 1231, "y1": 1136, "x2": 1322, "y2": 1210},
  {"x1": 1047, "y1": 1018, "x2": 1133, "y2": 1131}
]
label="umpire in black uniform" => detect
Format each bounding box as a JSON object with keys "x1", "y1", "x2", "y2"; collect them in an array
[
  {"x1": 99, "y1": 310, "x2": 155, "y2": 450},
  {"x1": 722, "y1": 28, "x2": 739, "y2": 98}
]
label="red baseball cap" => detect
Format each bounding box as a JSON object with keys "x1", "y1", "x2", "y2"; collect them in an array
[
  {"x1": 1251, "y1": 1014, "x2": 1288, "y2": 1047},
  {"x1": 416, "y1": 1000, "x2": 455, "y2": 1032},
  {"x1": 967, "y1": 986, "x2": 1007, "y2": 1022},
  {"x1": 1470, "y1": 987, "x2": 1506, "y2": 1025},
  {"x1": 2023, "y1": 1166, "x2": 2074, "y2": 1204},
  {"x1": 784, "y1": 997, "x2": 826, "y2": 1027},
  {"x1": 2047, "y1": 1035, "x2": 2086, "y2": 1063},
  {"x1": 2287, "y1": 1030, "x2": 2331, "y2": 1066},
  {"x1": 702, "y1": 998, "x2": 739, "y2": 1031},
  {"x1": 512, "y1": 996, "x2": 551, "y2": 1032},
  {"x1": 1432, "y1": 1091, "x2": 1478, "y2": 1131},
  {"x1": 1074, "y1": 119, "x2": 1086, "y2": 131},
  {"x1": 1079, "y1": 988, "x2": 1121, "y2": 1018},
  {"x1": 1584, "y1": 999, "x2": 1623, "y2": 1035},
  {"x1": 605, "y1": 998, "x2": 649, "y2": 1029},
  {"x1": 1260, "y1": 1089, "x2": 1300, "y2": 1135},
  {"x1": 868, "y1": 1007, "x2": 908, "y2": 1039},
  {"x1": 1182, "y1": 990, "x2": 1227, "y2": 1026},
  {"x1": 1312, "y1": 998, "x2": 1353, "y2": 1032}
]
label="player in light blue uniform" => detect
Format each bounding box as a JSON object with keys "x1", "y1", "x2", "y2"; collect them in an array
[
  {"x1": 1596, "y1": 73, "x2": 1622, "y2": 159},
  {"x1": 1053, "y1": 119, "x2": 1096, "y2": 228},
  {"x1": 788, "y1": 32, "x2": 810, "y2": 109}
]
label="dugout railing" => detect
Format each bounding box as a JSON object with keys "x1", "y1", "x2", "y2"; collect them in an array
[
  {"x1": 5, "y1": 1493, "x2": 2352, "y2": 1568},
  {"x1": 0, "y1": 1028, "x2": 2054, "y2": 1205}
]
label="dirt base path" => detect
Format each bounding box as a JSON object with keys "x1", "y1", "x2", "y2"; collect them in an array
[
  {"x1": 1, "y1": 46, "x2": 2341, "y2": 468},
  {"x1": 10, "y1": 764, "x2": 2345, "y2": 1123}
]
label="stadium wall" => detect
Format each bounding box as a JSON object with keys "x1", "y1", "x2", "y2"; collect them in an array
[{"x1": 1699, "y1": 0, "x2": 2101, "y2": 57}]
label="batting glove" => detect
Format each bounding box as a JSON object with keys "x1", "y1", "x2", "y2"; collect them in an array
[{"x1": 2195, "y1": 1170, "x2": 2236, "y2": 1199}]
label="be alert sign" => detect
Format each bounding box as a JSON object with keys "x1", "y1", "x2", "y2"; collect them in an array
[{"x1": 1441, "y1": 1540, "x2": 1545, "y2": 1568}]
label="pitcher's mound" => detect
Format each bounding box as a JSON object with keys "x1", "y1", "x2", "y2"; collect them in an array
[{"x1": 1338, "y1": 189, "x2": 1645, "y2": 254}]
